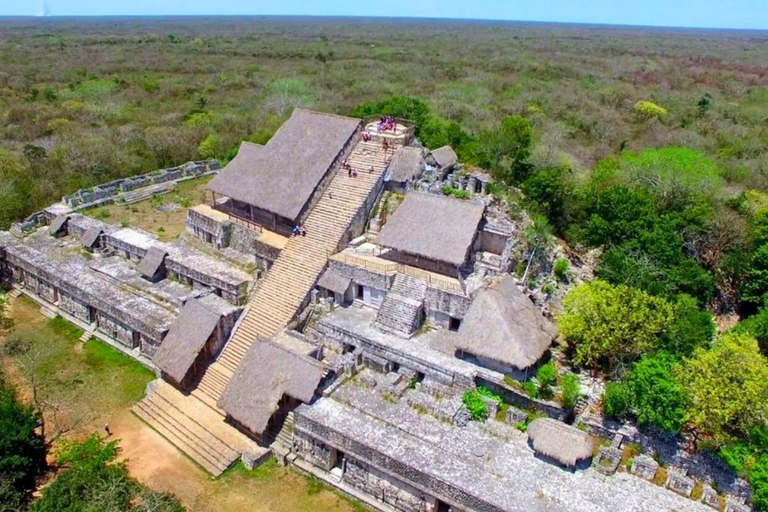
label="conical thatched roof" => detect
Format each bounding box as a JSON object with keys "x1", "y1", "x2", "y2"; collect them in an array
[
  {"x1": 527, "y1": 418, "x2": 594, "y2": 467},
  {"x1": 454, "y1": 275, "x2": 557, "y2": 371}
]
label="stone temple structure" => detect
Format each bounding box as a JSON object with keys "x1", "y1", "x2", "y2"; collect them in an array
[{"x1": 0, "y1": 109, "x2": 723, "y2": 511}]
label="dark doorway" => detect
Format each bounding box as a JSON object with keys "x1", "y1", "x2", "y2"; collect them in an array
[
  {"x1": 449, "y1": 317, "x2": 462, "y2": 332},
  {"x1": 356, "y1": 285, "x2": 364, "y2": 299}
]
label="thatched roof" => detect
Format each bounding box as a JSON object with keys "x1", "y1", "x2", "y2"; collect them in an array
[
  {"x1": 387, "y1": 146, "x2": 425, "y2": 183},
  {"x1": 219, "y1": 340, "x2": 325, "y2": 436},
  {"x1": 376, "y1": 192, "x2": 484, "y2": 267},
  {"x1": 317, "y1": 269, "x2": 351, "y2": 294},
  {"x1": 153, "y1": 298, "x2": 222, "y2": 384},
  {"x1": 527, "y1": 418, "x2": 594, "y2": 467},
  {"x1": 455, "y1": 275, "x2": 557, "y2": 370},
  {"x1": 207, "y1": 109, "x2": 361, "y2": 221},
  {"x1": 429, "y1": 146, "x2": 458, "y2": 169},
  {"x1": 137, "y1": 246, "x2": 168, "y2": 279},
  {"x1": 80, "y1": 226, "x2": 103, "y2": 248},
  {"x1": 49, "y1": 215, "x2": 70, "y2": 236}
]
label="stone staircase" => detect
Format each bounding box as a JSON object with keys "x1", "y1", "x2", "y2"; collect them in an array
[
  {"x1": 116, "y1": 182, "x2": 177, "y2": 205},
  {"x1": 132, "y1": 380, "x2": 267, "y2": 477},
  {"x1": 136, "y1": 134, "x2": 399, "y2": 474},
  {"x1": 374, "y1": 274, "x2": 428, "y2": 337},
  {"x1": 78, "y1": 322, "x2": 97, "y2": 343},
  {"x1": 193, "y1": 137, "x2": 397, "y2": 405},
  {"x1": 7, "y1": 287, "x2": 23, "y2": 299},
  {"x1": 40, "y1": 305, "x2": 58, "y2": 320}
]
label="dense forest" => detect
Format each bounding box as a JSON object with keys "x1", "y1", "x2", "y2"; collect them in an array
[{"x1": 2, "y1": 16, "x2": 768, "y2": 509}]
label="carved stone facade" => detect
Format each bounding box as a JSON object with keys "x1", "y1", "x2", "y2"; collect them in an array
[{"x1": 344, "y1": 458, "x2": 432, "y2": 512}]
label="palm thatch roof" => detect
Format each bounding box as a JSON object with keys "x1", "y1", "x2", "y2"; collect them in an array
[
  {"x1": 317, "y1": 269, "x2": 351, "y2": 294},
  {"x1": 218, "y1": 339, "x2": 325, "y2": 436},
  {"x1": 527, "y1": 418, "x2": 594, "y2": 467},
  {"x1": 454, "y1": 275, "x2": 557, "y2": 370},
  {"x1": 429, "y1": 146, "x2": 458, "y2": 169},
  {"x1": 153, "y1": 298, "x2": 222, "y2": 384},
  {"x1": 387, "y1": 146, "x2": 425, "y2": 183},
  {"x1": 49, "y1": 215, "x2": 70, "y2": 236},
  {"x1": 137, "y1": 246, "x2": 168, "y2": 279},
  {"x1": 80, "y1": 226, "x2": 103, "y2": 248},
  {"x1": 207, "y1": 109, "x2": 361, "y2": 221},
  {"x1": 376, "y1": 192, "x2": 484, "y2": 267}
]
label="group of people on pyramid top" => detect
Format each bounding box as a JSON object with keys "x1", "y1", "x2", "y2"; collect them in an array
[{"x1": 377, "y1": 115, "x2": 397, "y2": 133}]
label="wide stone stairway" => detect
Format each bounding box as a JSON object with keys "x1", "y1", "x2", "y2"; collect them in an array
[
  {"x1": 374, "y1": 273, "x2": 428, "y2": 337},
  {"x1": 134, "y1": 134, "x2": 399, "y2": 475}
]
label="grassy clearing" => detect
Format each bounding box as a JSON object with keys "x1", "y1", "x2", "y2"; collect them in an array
[
  {"x1": 0, "y1": 296, "x2": 155, "y2": 437},
  {"x1": 85, "y1": 175, "x2": 213, "y2": 241}
]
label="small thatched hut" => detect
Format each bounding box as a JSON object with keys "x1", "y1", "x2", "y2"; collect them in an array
[
  {"x1": 527, "y1": 418, "x2": 594, "y2": 467},
  {"x1": 427, "y1": 145, "x2": 458, "y2": 173},
  {"x1": 386, "y1": 146, "x2": 425, "y2": 191}
]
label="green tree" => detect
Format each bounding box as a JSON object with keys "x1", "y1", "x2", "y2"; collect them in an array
[
  {"x1": 521, "y1": 166, "x2": 574, "y2": 234},
  {"x1": 677, "y1": 333, "x2": 768, "y2": 445},
  {"x1": 603, "y1": 382, "x2": 631, "y2": 420},
  {"x1": 734, "y1": 307, "x2": 768, "y2": 355},
  {"x1": 0, "y1": 373, "x2": 47, "y2": 509},
  {"x1": 628, "y1": 353, "x2": 688, "y2": 432},
  {"x1": 480, "y1": 115, "x2": 533, "y2": 184},
  {"x1": 661, "y1": 294, "x2": 715, "y2": 358},
  {"x1": 536, "y1": 361, "x2": 557, "y2": 399},
  {"x1": 559, "y1": 280, "x2": 674, "y2": 373},
  {"x1": 560, "y1": 373, "x2": 581, "y2": 410},
  {"x1": 743, "y1": 245, "x2": 768, "y2": 307},
  {"x1": 32, "y1": 435, "x2": 184, "y2": 512}
]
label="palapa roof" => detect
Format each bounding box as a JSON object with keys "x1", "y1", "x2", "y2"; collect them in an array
[
  {"x1": 219, "y1": 340, "x2": 325, "y2": 435},
  {"x1": 153, "y1": 298, "x2": 222, "y2": 384},
  {"x1": 80, "y1": 226, "x2": 103, "y2": 248},
  {"x1": 429, "y1": 145, "x2": 458, "y2": 169},
  {"x1": 317, "y1": 269, "x2": 351, "y2": 294},
  {"x1": 527, "y1": 418, "x2": 594, "y2": 467},
  {"x1": 207, "y1": 109, "x2": 361, "y2": 221},
  {"x1": 455, "y1": 275, "x2": 557, "y2": 370},
  {"x1": 137, "y1": 246, "x2": 168, "y2": 279},
  {"x1": 376, "y1": 192, "x2": 484, "y2": 267},
  {"x1": 49, "y1": 215, "x2": 70, "y2": 236},
  {"x1": 387, "y1": 146, "x2": 425, "y2": 183}
]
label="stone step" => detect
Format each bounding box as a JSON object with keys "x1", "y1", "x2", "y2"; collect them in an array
[
  {"x1": 374, "y1": 291, "x2": 424, "y2": 337},
  {"x1": 40, "y1": 305, "x2": 58, "y2": 319},
  {"x1": 8, "y1": 288, "x2": 23, "y2": 299}
]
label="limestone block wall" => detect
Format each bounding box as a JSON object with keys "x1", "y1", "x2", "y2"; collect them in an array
[
  {"x1": 165, "y1": 260, "x2": 247, "y2": 305},
  {"x1": 478, "y1": 228, "x2": 507, "y2": 256},
  {"x1": 62, "y1": 160, "x2": 219, "y2": 210},
  {"x1": 328, "y1": 260, "x2": 393, "y2": 292},
  {"x1": 96, "y1": 311, "x2": 136, "y2": 348},
  {"x1": 424, "y1": 287, "x2": 471, "y2": 321},
  {"x1": 104, "y1": 236, "x2": 148, "y2": 261},
  {"x1": 294, "y1": 431, "x2": 336, "y2": 471},
  {"x1": 186, "y1": 209, "x2": 229, "y2": 249},
  {"x1": 59, "y1": 291, "x2": 92, "y2": 323},
  {"x1": 392, "y1": 251, "x2": 458, "y2": 278},
  {"x1": 343, "y1": 457, "x2": 432, "y2": 512},
  {"x1": 294, "y1": 415, "x2": 503, "y2": 512}
]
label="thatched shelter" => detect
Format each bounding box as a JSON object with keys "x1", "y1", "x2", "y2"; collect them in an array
[
  {"x1": 427, "y1": 145, "x2": 458, "y2": 171},
  {"x1": 219, "y1": 340, "x2": 325, "y2": 438},
  {"x1": 317, "y1": 268, "x2": 351, "y2": 295},
  {"x1": 80, "y1": 226, "x2": 103, "y2": 250},
  {"x1": 137, "y1": 246, "x2": 168, "y2": 282},
  {"x1": 386, "y1": 146, "x2": 425, "y2": 189},
  {"x1": 49, "y1": 215, "x2": 70, "y2": 237},
  {"x1": 207, "y1": 109, "x2": 361, "y2": 226},
  {"x1": 153, "y1": 298, "x2": 222, "y2": 388},
  {"x1": 454, "y1": 275, "x2": 557, "y2": 373},
  {"x1": 527, "y1": 418, "x2": 594, "y2": 467},
  {"x1": 376, "y1": 192, "x2": 484, "y2": 274}
]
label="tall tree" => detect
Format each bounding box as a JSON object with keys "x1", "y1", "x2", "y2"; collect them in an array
[
  {"x1": 677, "y1": 333, "x2": 768, "y2": 445},
  {"x1": 559, "y1": 280, "x2": 674, "y2": 374}
]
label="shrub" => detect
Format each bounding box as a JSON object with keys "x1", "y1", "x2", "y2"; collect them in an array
[
  {"x1": 633, "y1": 100, "x2": 668, "y2": 120},
  {"x1": 536, "y1": 362, "x2": 557, "y2": 398},
  {"x1": 198, "y1": 134, "x2": 223, "y2": 159},
  {"x1": 523, "y1": 380, "x2": 538, "y2": 399},
  {"x1": 554, "y1": 257, "x2": 570, "y2": 281},
  {"x1": 561, "y1": 373, "x2": 581, "y2": 409},
  {"x1": 541, "y1": 282, "x2": 556, "y2": 295},
  {"x1": 751, "y1": 456, "x2": 768, "y2": 512},
  {"x1": 462, "y1": 390, "x2": 488, "y2": 421},
  {"x1": 603, "y1": 382, "x2": 632, "y2": 420}
]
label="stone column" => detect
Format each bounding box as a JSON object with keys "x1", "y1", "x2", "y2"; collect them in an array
[{"x1": 468, "y1": 176, "x2": 478, "y2": 194}]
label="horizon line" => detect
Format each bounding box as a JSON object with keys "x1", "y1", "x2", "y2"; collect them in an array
[{"x1": 0, "y1": 13, "x2": 766, "y2": 33}]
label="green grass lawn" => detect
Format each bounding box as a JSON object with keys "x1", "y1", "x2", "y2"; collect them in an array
[{"x1": 2, "y1": 296, "x2": 155, "y2": 436}]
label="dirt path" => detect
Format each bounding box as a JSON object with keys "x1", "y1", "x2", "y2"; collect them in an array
[{"x1": 108, "y1": 410, "x2": 357, "y2": 512}]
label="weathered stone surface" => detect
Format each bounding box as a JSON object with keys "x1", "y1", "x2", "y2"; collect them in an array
[
  {"x1": 505, "y1": 407, "x2": 528, "y2": 426},
  {"x1": 666, "y1": 469, "x2": 695, "y2": 497},
  {"x1": 594, "y1": 446, "x2": 622, "y2": 476},
  {"x1": 631, "y1": 454, "x2": 659, "y2": 481}
]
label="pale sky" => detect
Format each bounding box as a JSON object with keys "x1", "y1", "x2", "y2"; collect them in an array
[{"x1": 3, "y1": 0, "x2": 768, "y2": 30}]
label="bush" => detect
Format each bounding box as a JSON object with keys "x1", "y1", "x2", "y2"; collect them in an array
[
  {"x1": 633, "y1": 100, "x2": 668, "y2": 119},
  {"x1": 603, "y1": 382, "x2": 632, "y2": 420},
  {"x1": 462, "y1": 390, "x2": 488, "y2": 421},
  {"x1": 751, "y1": 456, "x2": 768, "y2": 512},
  {"x1": 554, "y1": 257, "x2": 570, "y2": 282},
  {"x1": 536, "y1": 362, "x2": 557, "y2": 398},
  {"x1": 561, "y1": 373, "x2": 581, "y2": 409},
  {"x1": 523, "y1": 380, "x2": 538, "y2": 399}
]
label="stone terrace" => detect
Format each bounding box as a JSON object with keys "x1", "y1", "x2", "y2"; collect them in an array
[{"x1": 297, "y1": 371, "x2": 714, "y2": 512}]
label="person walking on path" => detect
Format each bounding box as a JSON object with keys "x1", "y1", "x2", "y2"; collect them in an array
[{"x1": 104, "y1": 423, "x2": 112, "y2": 437}]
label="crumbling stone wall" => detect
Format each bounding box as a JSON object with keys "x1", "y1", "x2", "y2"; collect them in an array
[
  {"x1": 186, "y1": 209, "x2": 229, "y2": 249},
  {"x1": 425, "y1": 287, "x2": 471, "y2": 321},
  {"x1": 96, "y1": 310, "x2": 136, "y2": 347},
  {"x1": 344, "y1": 458, "x2": 430, "y2": 512},
  {"x1": 62, "y1": 160, "x2": 218, "y2": 210},
  {"x1": 59, "y1": 291, "x2": 92, "y2": 323},
  {"x1": 328, "y1": 260, "x2": 393, "y2": 291},
  {"x1": 294, "y1": 431, "x2": 336, "y2": 470}
]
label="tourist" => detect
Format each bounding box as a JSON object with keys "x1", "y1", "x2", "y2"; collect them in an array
[
  {"x1": 300, "y1": 227, "x2": 307, "y2": 237},
  {"x1": 292, "y1": 225, "x2": 300, "y2": 236},
  {"x1": 382, "y1": 140, "x2": 389, "y2": 152},
  {"x1": 348, "y1": 166, "x2": 352, "y2": 177},
  {"x1": 369, "y1": 165, "x2": 374, "y2": 174},
  {"x1": 104, "y1": 423, "x2": 112, "y2": 437},
  {"x1": 352, "y1": 169, "x2": 358, "y2": 178}
]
